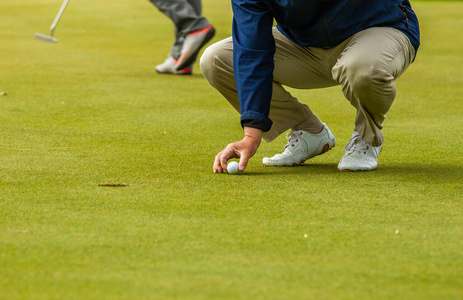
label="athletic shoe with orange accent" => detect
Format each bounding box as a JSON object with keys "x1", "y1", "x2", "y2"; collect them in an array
[
  {"x1": 175, "y1": 25, "x2": 215, "y2": 71},
  {"x1": 263, "y1": 124, "x2": 336, "y2": 167},
  {"x1": 155, "y1": 56, "x2": 192, "y2": 75}
]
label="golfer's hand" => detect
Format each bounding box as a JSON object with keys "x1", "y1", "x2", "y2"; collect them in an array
[{"x1": 213, "y1": 127, "x2": 263, "y2": 173}]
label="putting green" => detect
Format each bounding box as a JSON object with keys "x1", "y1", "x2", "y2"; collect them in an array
[{"x1": 1, "y1": 0, "x2": 462, "y2": 299}]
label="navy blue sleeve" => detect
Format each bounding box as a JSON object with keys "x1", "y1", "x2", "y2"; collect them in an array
[{"x1": 232, "y1": 0, "x2": 275, "y2": 132}]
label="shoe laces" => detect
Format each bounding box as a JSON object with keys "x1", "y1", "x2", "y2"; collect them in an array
[
  {"x1": 345, "y1": 132, "x2": 370, "y2": 153},
  {"x1": 284, "y1": 130, "x2": 303, "y2": 149}
]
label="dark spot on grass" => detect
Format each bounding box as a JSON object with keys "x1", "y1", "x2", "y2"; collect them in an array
[{"x1": 98, "y1": 184, "x2": 128, "y2": 187}]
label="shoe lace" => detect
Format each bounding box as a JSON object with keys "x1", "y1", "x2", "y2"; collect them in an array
[
  {"x1": 284, "y1": 130, "x2": 303, "y2": 149},
  {"x1": 345, "y1": 133, "x2": 370, "y2": 153}
]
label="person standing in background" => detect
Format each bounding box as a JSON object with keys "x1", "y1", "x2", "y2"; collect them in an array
[{"x1": 149, "y1": 0, "x2": 215, "y2": 75}]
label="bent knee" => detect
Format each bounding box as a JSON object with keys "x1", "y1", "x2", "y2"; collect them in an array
[
  {"x1": 200, "y1": 38, "x2": 234, "y2": 85},
  {"x1": 334, "y1": 59, "x2": 393, "y2": 92},
  {"x1": 199, "y1": 44, "x2": 217, "y2": 81}
]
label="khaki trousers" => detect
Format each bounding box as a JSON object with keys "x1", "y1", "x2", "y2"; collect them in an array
[{"x1": 200, "y1": 27, "x2": 415, "y2": 147}]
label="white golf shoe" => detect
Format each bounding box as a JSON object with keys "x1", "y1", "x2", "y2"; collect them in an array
[
  {"x1": 337, "y1": 132, "x2": 382, "y2": 172},
  {"x1": 263, "y1": 124, "x2": 336, "y2": 167},
  {"x1": 155, "y1": 56, "x2": 192, "y2": 75}
]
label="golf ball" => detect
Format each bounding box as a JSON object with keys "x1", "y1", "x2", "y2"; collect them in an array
[{"x1": 227, "y1": 161, "x2": 239, "y2": 174}]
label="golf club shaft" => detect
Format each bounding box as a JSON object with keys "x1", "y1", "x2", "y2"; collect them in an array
[{"x1": 50, "y1": 0, "x2": 70, "y2": 36}]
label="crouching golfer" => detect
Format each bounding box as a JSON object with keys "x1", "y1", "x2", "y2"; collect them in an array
[{"x1": 200, "y1": 0, "x2": 420, "y2": 172}]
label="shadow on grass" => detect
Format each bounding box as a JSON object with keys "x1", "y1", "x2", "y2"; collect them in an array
[
  {"x1": 379, "y1": 162, "x2": 463, "y2": 184},
  {"x1": 243, "y1": 163, "x2": 339, "y2": 176},
  {"x1": 244, "y1": 162, "x2": 463, "y2": 184}
]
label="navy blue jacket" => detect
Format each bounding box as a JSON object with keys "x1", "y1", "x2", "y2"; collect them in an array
[{"x1": 232, "y1": 0, "x2": 420, "y2": 132}]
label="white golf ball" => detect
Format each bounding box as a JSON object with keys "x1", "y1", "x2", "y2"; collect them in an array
[{"x1": 227, "y1": 161, "x2": 239, "y2": 174}]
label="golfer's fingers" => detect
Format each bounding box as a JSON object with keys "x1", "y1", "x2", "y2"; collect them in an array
[
  {"x1": 213, "y1": 151, "x2": 225, "y2": 173},
  {"x1": 214, "y1": 147, "x2": 237, "y2": 173},
  {"x1": 220, "y1": 152, "x2": 230, "y2": 171},
  {"x1": 220, "y1": 147, "x2": 236, "y2": 171}
]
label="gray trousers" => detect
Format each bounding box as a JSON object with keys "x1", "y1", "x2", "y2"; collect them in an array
[
  {"x1": 200, "y1": 27, "x2": 415, "y2": 147},
  {"x1": 149, "y1": 0, "x2": 211, "y2": 59}
]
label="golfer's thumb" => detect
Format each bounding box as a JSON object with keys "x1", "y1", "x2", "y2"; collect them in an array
[{"x1": 239, "y1": 157, "x2": 248, "y2": 172}]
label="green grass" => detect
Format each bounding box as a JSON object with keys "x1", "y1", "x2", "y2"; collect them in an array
[{"x1": 1, "y1": 1, "x2": 462, "y2": 299}]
